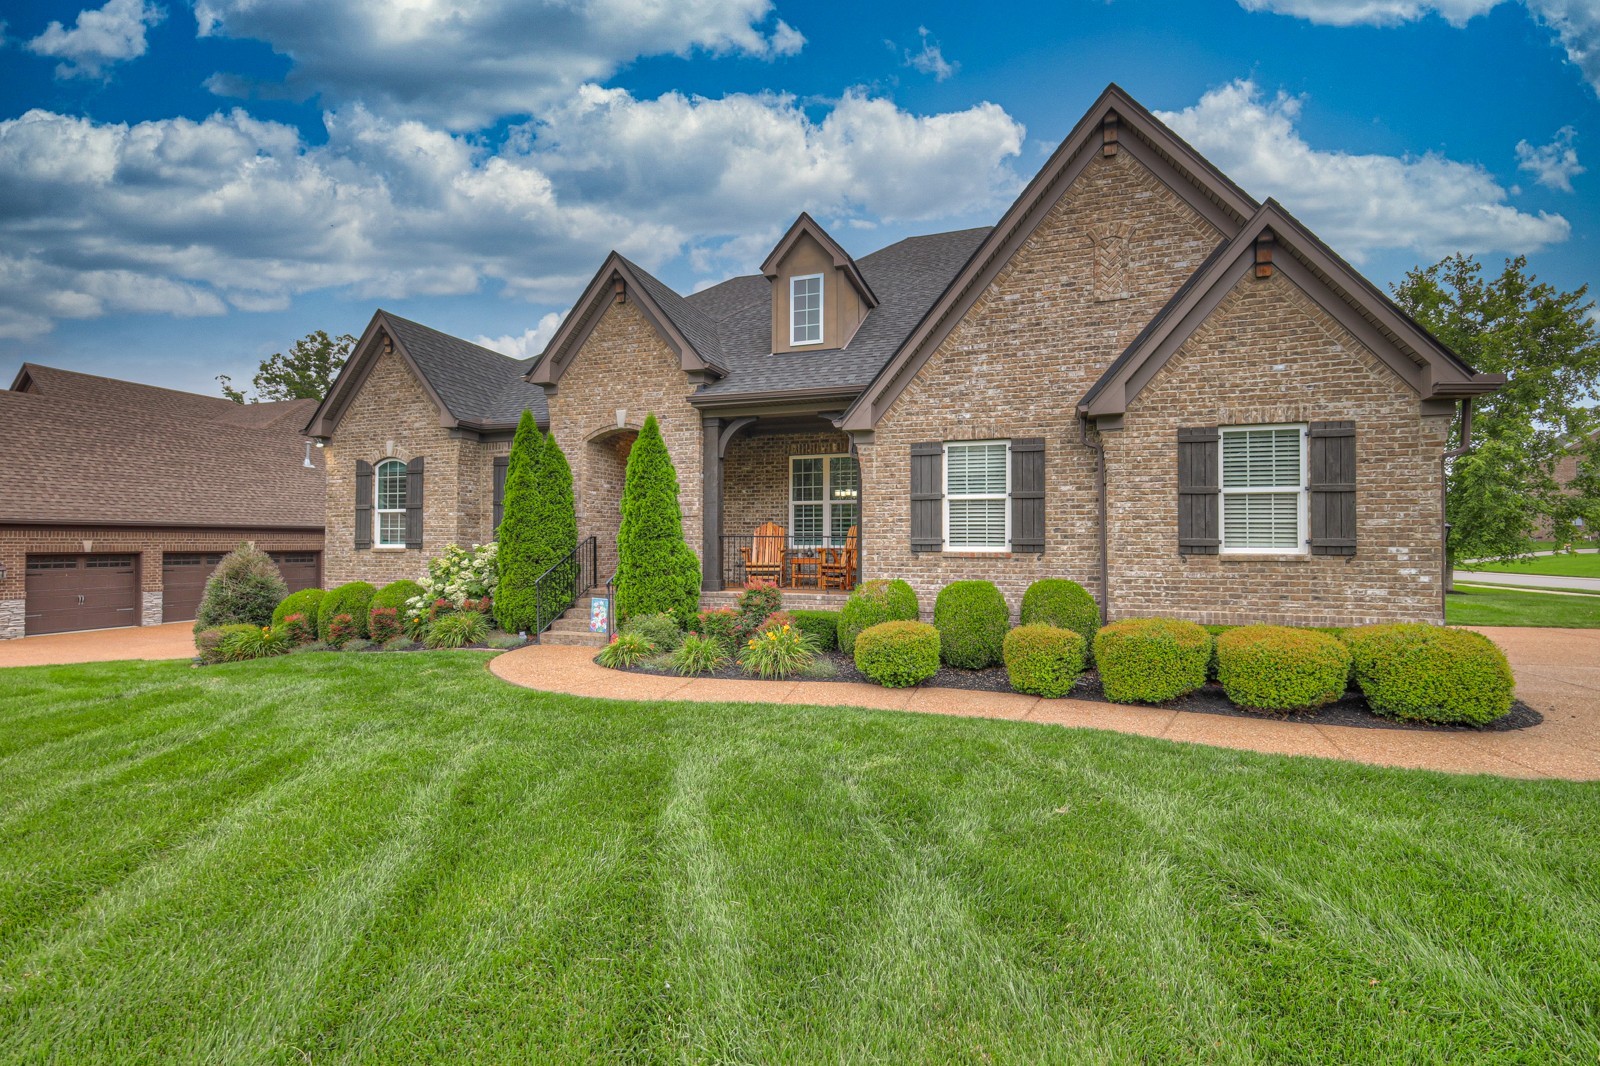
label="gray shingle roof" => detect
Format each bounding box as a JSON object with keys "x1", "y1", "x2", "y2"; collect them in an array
[
  {"x1": 686, "y1": 226, "x2": 991, "y2": 398},
  {"x1": 616, "y1": 257, "x2": 727, "y2": 371},
  {"x1": 380, "y1": 311, "x2": 548, "y2": 428}
]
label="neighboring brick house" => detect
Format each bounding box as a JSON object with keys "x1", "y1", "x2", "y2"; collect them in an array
[
  {"x1": 0, "y1": 365, "x2": 324, "y2": 638},
  {"x1": 315, "y1": 84, "x2": 1504, "y2": 627},
  {"x1": 304, "y1": 310, "x2": 548, "y2": 586},
  {"x1": 1539, "y1": 425, "x2": 1599, "y2": 539}
]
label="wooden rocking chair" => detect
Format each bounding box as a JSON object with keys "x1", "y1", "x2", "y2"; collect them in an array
[
  {"x1": 740, "y1": 521, "x2": 786, "y2": 586},
  {"x1": 819, "y1": 525, "x2": 858, "y2": 591}
]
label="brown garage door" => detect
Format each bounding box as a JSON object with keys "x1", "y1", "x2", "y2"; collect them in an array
[
  {"x1": 25, "y1": 554, "x2": 140, "y2": 636},
  {"x1": 270, "y1": 551, "x2": 321, "y2": 595},
  {"x1": 161, "y1": 552, "x2": 226, "y2": 623}
]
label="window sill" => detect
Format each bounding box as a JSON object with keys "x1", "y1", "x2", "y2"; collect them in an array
[
  {"x1": 942, "y1": 551, "x2": 1016, "y2": 560},
  {"x1": 1216, "y1": 552, "x2": 1311, "y2": 564},
  {"x1": 371, "y1": 546, "x2": 412, "y2": 553}
]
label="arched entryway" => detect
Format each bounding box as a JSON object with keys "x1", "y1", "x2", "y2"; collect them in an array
[{"x1": 581, "y1": 426, "x2": 638, "y2": 581}]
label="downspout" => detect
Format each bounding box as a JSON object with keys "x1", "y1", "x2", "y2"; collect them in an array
[
  {"x1": 1441, "y1": 397, "x2": 1474, "y2": 613},
  {"x1": 1080, "y1": 415, "x2": 1111, "y2": 624}
]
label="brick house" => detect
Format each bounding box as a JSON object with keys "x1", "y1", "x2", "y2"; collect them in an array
[
  {"x1": 311, "y1": 85, "x2": 1503, "y2": 627},
  {"x1": 1, "y1": 365, "x2": 324, "y2": 638}
]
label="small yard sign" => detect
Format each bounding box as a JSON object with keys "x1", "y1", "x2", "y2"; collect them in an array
[{"x1": 589, "y1": 596, "x2": 610, "y2": 634}]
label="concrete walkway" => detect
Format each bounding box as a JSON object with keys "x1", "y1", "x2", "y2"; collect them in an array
[
  {"x1": 489, "y1": 626, "x2": 1600, "y2": 781},
  {"x1": 1453, "y1": 570, "x2": 1600, "y2": 593},
  {"x1": 0, "y1": 622, "x2": 197, "y2": 668}
]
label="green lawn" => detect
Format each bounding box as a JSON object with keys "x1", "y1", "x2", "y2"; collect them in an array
[
  {"x1": 1464, "y1": 551, "x2": 1600, "y2": 580},
  {"x1": 1447, "y1": 584, "x2": 1600, "y2": 627},
  {"x1": 2, "y1": 654, "x2": 1597, "y2": 1064}
]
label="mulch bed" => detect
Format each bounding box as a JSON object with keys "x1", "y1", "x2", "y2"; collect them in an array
[{"x1": 613, "y1": 649, "x2": 1541, "y2": 733}]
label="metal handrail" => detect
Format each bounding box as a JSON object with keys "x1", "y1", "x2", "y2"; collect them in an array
[{"x1": 530, "y1": 535, "x2": 598, "y2": 642}]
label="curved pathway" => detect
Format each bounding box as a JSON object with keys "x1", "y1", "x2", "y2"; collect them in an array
[{"x1": 491, "y1": 626, "x2": 1600, "y2": 781}]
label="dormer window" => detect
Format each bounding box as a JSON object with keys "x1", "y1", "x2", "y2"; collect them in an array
[{"x1": 790, "y1": 274, "x2": 824, "y2": 346}]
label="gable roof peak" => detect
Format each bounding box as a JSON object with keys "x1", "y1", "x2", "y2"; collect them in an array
[{"x1": 760, "y1": 213, "x2": 880, "y2": 308}]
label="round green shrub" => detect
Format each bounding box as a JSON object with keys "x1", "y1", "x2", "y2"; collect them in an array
[
  {"x1": 371, "y1": 579, "x2": 424, "y2": 613},
  {"x1": 193, "y1": 543, "x2": 287, "y2": 635},
  {"x1": 854, "y1": 620, "x2": 941, "y2": 688},
  {"x1": 272, "y1": 587, "x2": 324, "y2": 628},
  {"x1": 1215, "y1": 625, "x2": 1351, "y2": 711},
  {"x1": 1019, "y1": 579, "x2": 1099, "y2": 653},
  {"x1": 1003, "y1": 624, "x2": 1087, "y2": 698},
  {"x1": 623, "y1": 612, "x2": 684, "y2": 652},
  {"x1": 932, "y1": 580, "x2": 1009, "y2": 669},
  {"x1": 318, "y1": 581, "x2": 376, "y2": 641},
  {"x1": 836, "y1": 579, "x2": 919, "y2": 654},
  {"x1": 790, "y1": 608, "x2": 841, "y2": 651},
  {"x1": 1093, "y1": 618, "x2": 1211, "y2": 703},
  {"x1": 1344, "y1": 624, "x2": 1514, "y2": 725}
]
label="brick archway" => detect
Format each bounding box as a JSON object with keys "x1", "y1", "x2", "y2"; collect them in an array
[{"x1": 581, "y1": 426, "x2": 638, "y2": 580}]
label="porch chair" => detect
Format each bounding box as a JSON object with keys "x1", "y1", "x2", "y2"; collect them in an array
[
  {"x1": 819, "y1": 525, "x2": 858, "y2": 591},
  {"x1": 740, "y1": 521, "x2": 787, "y2": 586}
]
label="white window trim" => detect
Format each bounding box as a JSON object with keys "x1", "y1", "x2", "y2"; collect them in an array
[
  {"x1": 789, "y1": 273, "x2": 824, "y2": 347},
  {"x1": 1218, "y1": 424, "x2": 1308, "y2": 555},
  {"x1": 944, "y1": 440, "x2": 1010, "y2": 553},
  {"x1": 374, "y1": 457, "x2": 408, "y2": 549},
  {"x1": 789, "y1": 453, "x2": 859, "y2": 549}
]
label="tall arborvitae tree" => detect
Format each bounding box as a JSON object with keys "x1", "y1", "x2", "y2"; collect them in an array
[
  {"x1": 531, "y1": 431, "x2": 578, "y2": 577},
  {"x1": 493, "y1": 410, "x2": 545, "y2": 633},
  {"x1": 615, "y1": 413, "x2": 701, "y2": 625}
]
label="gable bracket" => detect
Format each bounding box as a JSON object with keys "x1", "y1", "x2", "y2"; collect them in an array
[{"x1": 1102, "y1": 113, "x2": 1120, "y2": 157}]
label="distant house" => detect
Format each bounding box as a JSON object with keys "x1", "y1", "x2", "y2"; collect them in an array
[
  {"x1": 307, "y1": 84, "x2": 1502, "y2": 628},
  {"x1": 0, "y1": 365, "x2": 324, "y2": 638}
]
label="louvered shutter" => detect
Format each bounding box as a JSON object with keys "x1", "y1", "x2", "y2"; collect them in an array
[
  {"x1": 1010, "y1": 438, "x2": 1045, "y2": 553},
  {"x1": 910, "y1": 442, "x2": 944, "y2": 552},
  {"x1": 354, "y1": 460, "x2": 373, "y2": 550},
  {"x1": 405, "y1": 456, "x2": 425, "y2": 549},
  {"x1": 492, "y1": 455, "x2": 509, "y2": 534},
  {"x1": 1177, "y1": 427, "x2": 1220, "y2": 555},
  {"x1": 1308, "y1": 421, "x2": 1356, "y2": 556}
]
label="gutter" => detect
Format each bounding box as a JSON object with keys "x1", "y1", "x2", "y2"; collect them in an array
[
  {"x1": 1080, "y1": 416, "x2": 1111, "y2": 625},
  {"x1": 1441, "y1": 397, "x2": 1474, "y2": 607}
]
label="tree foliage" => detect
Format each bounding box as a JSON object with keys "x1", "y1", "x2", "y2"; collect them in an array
[
  {"x1": 193, "y1": 543, "x2": 288, "y2": 636},
  {"x1": 1393, "y1": 254, "x2": 1600, "y2": 561},
  {"x1": 615, "y1": 414, "x2": 701, "y2": 625},
  {"x1": 494, "y1": 411, "x2": 546, "y2": 633},
  {"x1": 218, "y1": 329, "x2": 355, "y2": 403}
]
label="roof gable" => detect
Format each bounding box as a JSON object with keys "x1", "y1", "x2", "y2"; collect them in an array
[
  {"x1": 839, "y1": 82, "x2": 1261, "y2": 431},
  {"x1": 761, "y1": 212, "x2": 879, "y2": 309}
]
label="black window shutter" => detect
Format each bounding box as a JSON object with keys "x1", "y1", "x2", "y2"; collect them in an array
[
  {"x1": 1308, "y1": 421, "x2": 1356, "y2": 556},
  {"x1": 405, "y1": 456, "x2": 425, "y2": 549},
  {"x1": 492, "y1": 455, "x2": 509, "y2": 534},
  {"x1": 1010, "y1": 437, "x2": 1045, "y2": 553},
  {"x1": 910, "y1": 442, "x2": 944, "y2": 552},
  {"x1": 1177, "y1": 427, "x2": 1220, "y2": 555},
  {"x1": 354, "y1": 460, "x2": 373, "y2": 550}
]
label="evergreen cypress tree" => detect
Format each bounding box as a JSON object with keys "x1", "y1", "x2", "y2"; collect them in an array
[
  {"x1": 615, "y1": 413, "x2": 701, "y2": 625},
  {"x1": 528, "y1": 431, "x2": 578, "y2": 628},
  {"x1": 494, "y1": 410, "x2": 545, "y2": 633}
]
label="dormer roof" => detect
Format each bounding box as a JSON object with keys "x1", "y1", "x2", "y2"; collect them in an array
[{"x1": 760, "y1": 212, "x2": 879, "y2": 309}]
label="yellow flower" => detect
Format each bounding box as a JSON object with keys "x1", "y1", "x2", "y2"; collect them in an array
[{"x1": 782, "y1": 624, "x2": 790, "y2": 632}]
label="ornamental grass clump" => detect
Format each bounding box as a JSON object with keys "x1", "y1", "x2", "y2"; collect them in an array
[
  {"x1": 193, "y1": 543, "x2": 288, "y2": 635},
  {"x1": 738, "y1": 621, "x2": 817, "y2": 679},
  {"x1": 836, "y1": 579, "x2": 919, "y2": 655},
  {"x1": 670, "y1": 633, "x2": 730, "y2": 676},
  {"x1": 932, "y1": 580, "x2": 1010, "y2": 669},
  {"x1": 597, "y1": 630, "x2": 656, "y2": 668},
  {"x1": 854, "y1": 620, "x2": 941, "y2": 688},
  {"x1": 1019, "y1": 579, "x2": 1100, "y2": 656},
  {"x1": 424, "y1": 610, "x2": 489, "y2": 649},
  {"x1": 272, "y1": 587, "x2": 324, "y2": 628},
  {"x1": 1215, "y1": 625, "x2": 1351, "y2": 711},
  {"x1": 1093, "y1": 618, "x2": 1211, "y2": 704},
  {"x1": 211, "y1": 624, "x2": 291, "y2": 663},
  {"x1": 1344, "y1": 624, "x2": 1514, "y2": 725},
  {"x1": 318, "y1": 582, "x2": 376, "y2": 641},
  {"x1": 1003, "y1": 624, "x2": 1087, "y2": 698}
]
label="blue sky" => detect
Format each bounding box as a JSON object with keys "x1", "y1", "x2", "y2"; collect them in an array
[{"x1": 2, "y1": 0, "x2": 1596, "y2": 397}]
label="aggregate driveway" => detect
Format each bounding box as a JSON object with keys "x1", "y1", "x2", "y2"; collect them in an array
[{"x1": 0, "y1": 622, "x2": 197, "y2": 668}]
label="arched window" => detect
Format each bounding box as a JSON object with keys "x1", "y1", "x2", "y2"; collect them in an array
[{"x1": 375, "y1": 458, "x2": 408, "y2": 547}]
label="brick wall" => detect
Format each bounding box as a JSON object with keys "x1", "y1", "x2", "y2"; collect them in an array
[
  {"x1": 324, "y1": 348, "x2": 498, "y2": 587},
  {"x1": 1108, "y1": 270, "x2": 1450, "y2": 626},
  {"x1": 546, "y1": 298, "x2": 704, "y2": 581},
  {"x1": 861, "y1": 150, "x2": 1223, "y2": 619},
  {"x1": 723, "y1": 429, "x2": 851, "y2": 538}
]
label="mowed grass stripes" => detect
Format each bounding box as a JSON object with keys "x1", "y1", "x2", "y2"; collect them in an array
[{"x1": 0, "y1": 652, "x2": 1596, "y2": 1064}]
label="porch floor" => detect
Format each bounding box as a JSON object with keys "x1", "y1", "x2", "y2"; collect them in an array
[{"x1": 700, "y1": 588, "x2": 849, "y2": 612}]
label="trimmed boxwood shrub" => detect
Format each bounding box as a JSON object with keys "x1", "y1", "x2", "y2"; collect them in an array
[
  {"x1": 318, "y1": 581, "x2": 375, "y2": 641},
  {"x1": 193, "y1": 543, "x2": 287, "y2": 635},
  {"x1": 371, "y1": 579, "x2": 424, "y2": 613},
  {"x1": 836, "y1": 579, "x2": 919, "y2": 654},
  {"x1": 1215, "y1": 625, "x2": 1351, "y2": 711},
  {"x1": 791, "y1": 608, "x2": 840, "y2": 651},
  {"x1": 1003, "y1": 624, "x2": 1086, "y2": 698},
  {"x1": 932, "y1": 580, "x2": 1009, "y2": 669},
  {"x1": 615, "y1": 413, "x2": 701, "y2": 626},
  {"x1": 855, "y1": 620, "x2": 940, "y2": 688},
  {"x1": 623, "y1": 612, "x2": 683, "y2": 652},
  {"x1": 272, "y1": 587, "x2": 324, "y2": 628},
  {"x1": 1093, "y1": 618, "x2": 1211, "y2": 703},
  {"x1": 1019, "y1": 579, "x2": 1099, "y2": 654},
  {"x1": 1344, "y1": 624, "x2": 1514, "y2": 725}
]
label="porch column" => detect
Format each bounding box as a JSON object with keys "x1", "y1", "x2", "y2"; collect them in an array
[{"x1": 702, "y1": 417, "x2": 723, "y2": 591}]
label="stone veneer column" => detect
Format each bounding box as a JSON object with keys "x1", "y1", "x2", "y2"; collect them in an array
[
  {"x1": 142, "y1": 592, "x2": 164, "y2": 627},
  {"x1": 0, "y1": 600, "x2": 23, "y2": 640}
]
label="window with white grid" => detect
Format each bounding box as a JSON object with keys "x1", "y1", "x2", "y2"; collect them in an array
[
  {"x1": 790, "y1": 274, "x2": 823, "y2": 346},
  {"x1": 1220, "y1": 425, "x2": 1306, "y2": 553},
  {"x1": 945, "y1": 441, "x2": 1009, "y2": 551},
  {"x1": 375, "y1": 458, "x2": 408, "y2": 547},
  {"x1": 790, "y1": 454, "x2": 859, "y2": 549}
]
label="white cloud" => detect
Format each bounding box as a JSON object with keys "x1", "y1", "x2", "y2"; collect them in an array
[
  {"x1": 902, "y1": 26, "x2": 958, "y2": 81},
  {"x1": 195, "y1": 0, "x2": 807, "y2": 129},
  {"x1": 0, "y1": 89, "x2": 1025, "y2": 339},
  {"x1": 1236, "y1": 1, "x2": 1600, "y2": 94},
  {"x1": 1517, "y1": 126, "x2": 1585, "y2": 190},
  {"x1": 475, "y1": 312, "x2": 566, "y2": 359},
  {"x1": 1156, "y1": 80, "x2": 1571, "y2": 261},
  {"x1": 26, "y1": 0, "x2": 165, "y2": 78}
]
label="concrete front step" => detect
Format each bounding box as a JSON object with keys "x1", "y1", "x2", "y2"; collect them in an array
[{"x1": 538, "y1": 629, "x2": 609, "y2": 648}]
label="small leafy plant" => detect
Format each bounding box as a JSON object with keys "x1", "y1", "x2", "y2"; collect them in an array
[
  {"x1": 327, "y1": 613, "x2": 359, "y2": 648},
  {"x1": 424, "y1": 610, "x2": 489, "y2": 649},
  {"x1": 597, "y1": 631, "x2": 656, "y2": 668},
  {"x1": 622, "y1": 612, "x2": 683, "y2": 652},
  {"x1": 669, "y1": 633, "x2": 730, "y2": 676},
  {"x1": 368, "y1": 606, "x2": 403, "y2": 644},
  {"x1": 278, "y1": 612, "x2": 316, "y2": 646}
]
